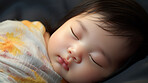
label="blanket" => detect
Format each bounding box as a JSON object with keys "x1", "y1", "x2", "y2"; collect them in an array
[{"x1": 0, "y1": 20, "x2": 62, "y2": 83}]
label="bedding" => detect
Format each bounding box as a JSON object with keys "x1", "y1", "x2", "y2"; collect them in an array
[{"x1": 0, "y1": 20, "x2": 62, "y2": 83}]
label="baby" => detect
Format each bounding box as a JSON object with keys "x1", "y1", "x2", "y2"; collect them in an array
[{"x1": 0, "y1": 0, "x2": 148, "y2": 83}]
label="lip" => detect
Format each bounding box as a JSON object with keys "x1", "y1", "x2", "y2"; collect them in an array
[{"x1": 58, "y1": 56, "x2": 69, "y2": 71}]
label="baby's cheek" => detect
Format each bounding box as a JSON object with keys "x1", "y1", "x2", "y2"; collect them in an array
[{"x1": 66, "y1": 60, "x2": 105, "y2": 82}]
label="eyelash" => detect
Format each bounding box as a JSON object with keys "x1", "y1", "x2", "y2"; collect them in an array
[
  {"x1": 89, "y1": 54, "x2": 102, "y2": 67},
  {"x1": 70, "y1": 27, "x2": 79, "y2": 40}
]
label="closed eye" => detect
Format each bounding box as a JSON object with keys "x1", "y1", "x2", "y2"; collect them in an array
[
  {"x1": 70, "y1": 27, "x2": 79, "y2": 40},
  {"x1": 89, "y1": 54, "x2": 102, "y2": 67}
]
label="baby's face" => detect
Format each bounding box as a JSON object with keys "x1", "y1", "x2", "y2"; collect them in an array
[{"x1": 47, "y1": 13, "x2": 132, "y2": 82}]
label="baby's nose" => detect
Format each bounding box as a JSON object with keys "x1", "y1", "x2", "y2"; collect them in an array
[{"x1": 67, "y1": 44, "x2": 86, "y2": 63}]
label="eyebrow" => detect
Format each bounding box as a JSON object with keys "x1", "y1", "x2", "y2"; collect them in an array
[{"x1": 76, "y1": 20, "x2": 88, "y2": 33}]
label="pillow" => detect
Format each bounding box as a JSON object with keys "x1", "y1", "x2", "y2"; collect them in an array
[
  {"x1": 0, "y1": 0, "x2": 81, "y2": 28},
  {"x1": 103, "y1": 56, "x2": 148, "y2": 83}
]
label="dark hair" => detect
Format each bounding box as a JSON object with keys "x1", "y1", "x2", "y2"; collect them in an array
[
  {"x1": 58, "y1": 0, "x2": 148, "y2": 55},
  {"x1": 54, "y1": 0, "x2": 148, "y2": 82}
]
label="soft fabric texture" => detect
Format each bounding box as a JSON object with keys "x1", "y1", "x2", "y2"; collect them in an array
[
  {"x1": 0, "y1": 20, "x2": 62, "y2": 83},
  {"x1": 0, "y1": 0, "x2": 82, "y2": 28}
]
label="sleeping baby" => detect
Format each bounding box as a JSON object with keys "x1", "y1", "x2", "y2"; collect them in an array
[{"x1": 0, "y1": 0, "x2": 148, "y2": 82}]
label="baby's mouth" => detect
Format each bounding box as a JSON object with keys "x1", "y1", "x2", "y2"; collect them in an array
[{"x1": 58, "y1": 56, "x2": 69, "y2": 71}]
